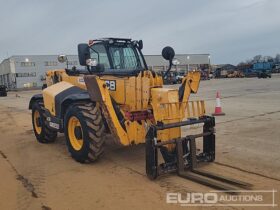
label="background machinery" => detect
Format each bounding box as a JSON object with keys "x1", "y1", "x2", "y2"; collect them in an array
[
  {"x1": 242, "y1": 62, "x2": 272, "y2": 78},
  {"x1": 161, "y1": 70, "x2": 182, "y2": 84},
  {"x1": 0, "y1": 85, "x2": 7, "y2": 97},
  {"x1": 29, "y1": 38, "x2": 251, "y2": 190}
]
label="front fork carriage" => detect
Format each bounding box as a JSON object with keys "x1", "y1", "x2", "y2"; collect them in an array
[{"x1": 145, "y1": 116, "x2": 252, "y2": 191}]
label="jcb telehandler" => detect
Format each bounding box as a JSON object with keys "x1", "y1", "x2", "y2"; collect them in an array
[{"x1": 29, "y1": 38, "x2": 251, "y2": 191}]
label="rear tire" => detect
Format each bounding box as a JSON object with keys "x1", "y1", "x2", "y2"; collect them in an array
[
  {"x1": 64, "y1": 102, "x2": 105, "y2": 163},
  {"x1": 32, "y1": 101, "x2": 57, "y2": 143}
]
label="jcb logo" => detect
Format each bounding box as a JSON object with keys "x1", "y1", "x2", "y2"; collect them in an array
[{"x1": 105, "y1": 80, "x2": 116, "y2": 91}]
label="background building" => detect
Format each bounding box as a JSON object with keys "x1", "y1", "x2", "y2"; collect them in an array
[
  {"x1": 0, "y1": 55, "x2": 81, "y2": 89},
  {"x1": 0, "y1": 54, "x2": 210, "y2": 89},
  {"x1": 145, "y1": 54, "x2": 210, "y2": 73}
]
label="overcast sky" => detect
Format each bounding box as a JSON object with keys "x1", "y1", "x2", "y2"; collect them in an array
[{"x1": 0, "y1": 0, "x2": 279, "y2": 64}]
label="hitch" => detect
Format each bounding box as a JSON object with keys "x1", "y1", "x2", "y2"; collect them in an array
[{"x1": 145, "y1": 116, "x2": 252, "y2": 192}]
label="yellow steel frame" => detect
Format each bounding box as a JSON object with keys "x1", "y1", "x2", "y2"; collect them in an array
[{"x1": 43, "y1": 69, "x2": 204, "y2": 146}]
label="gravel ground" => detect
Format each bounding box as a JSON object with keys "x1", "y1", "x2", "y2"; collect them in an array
[{"x1": 0, "y1": 75, "x2": 279, "y2": 210}]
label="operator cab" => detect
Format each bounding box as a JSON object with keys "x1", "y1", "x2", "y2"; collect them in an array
[
  {"x1": 78, "y1": 38, "x2": 148, "y2": 76},
  {"x1": 59, "y1": 37, "x2": 179, "y2": 81}
]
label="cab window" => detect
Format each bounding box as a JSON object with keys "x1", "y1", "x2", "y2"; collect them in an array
[
  {"x1": 90, "y1": 44, "x2": 110, "y2": 69},
  {"x1": 109, "y1": 45, "x2": 142, "y2": 70}
]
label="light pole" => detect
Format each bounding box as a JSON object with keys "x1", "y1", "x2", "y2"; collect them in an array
[
  {"x1": 208, "y1": 55, "x2": 211, "y2": 76},
  {"x1": 187, "y1": 55, "x2": 190, "y2": 74}
]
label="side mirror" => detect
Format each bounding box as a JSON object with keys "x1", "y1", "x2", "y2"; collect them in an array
[
  {"x1": 162, "y1": 46, "x2": 176, "y2": 78},
  {"x1": 78, "y1": 43, "x2": 90, "y2": 66},
  {"x1": 58, "y1": 55, "x2": 67, "y2": 63},
  {"x1": 162, "y1": 46, "x2": 175, "y2": 61}
]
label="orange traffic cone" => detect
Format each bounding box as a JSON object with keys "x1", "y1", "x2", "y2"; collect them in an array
[{"x1": 212, "y1": 91, "x2": 225, "y2": 116}]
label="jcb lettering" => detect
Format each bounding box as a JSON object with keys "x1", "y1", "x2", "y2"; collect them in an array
[{"x1": 105, "y1": 80, "x2": 116, "y2": 91}]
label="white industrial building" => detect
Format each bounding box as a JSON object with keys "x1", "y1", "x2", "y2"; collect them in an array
[
  {"x1": 0, "y1": 54, "x2": 210, "y2": 89},
  {"x1": 0, "y1": 55, "x2": 81, "y2": 89},
  {"x1": 145, "y1": 54, "x2": 210, "y2": 72}
]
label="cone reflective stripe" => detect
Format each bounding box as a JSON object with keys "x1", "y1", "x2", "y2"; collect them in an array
[{"x1": 212, "y1": 91, "x2": 225, "y2": 116}]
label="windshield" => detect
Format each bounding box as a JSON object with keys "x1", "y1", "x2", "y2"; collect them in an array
[
  {"x1": 90, "y1": 43, "x2": 144, "y2": 71},
  {"x1": 109, "y1": 45, "x2": 143, "y2": 70}
]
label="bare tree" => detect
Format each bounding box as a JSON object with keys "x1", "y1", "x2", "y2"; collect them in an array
[
  {"x1": 239, "y1": 54, "x2": 280, "y2": 65},
  {"x1": 246, "y1": 59, "x2": 253, "y2": 64},
  {"x1": 237, "y1": 62, "x2": 245, "y2": 66},
  {"x1": 266, "y1": 56, "x2": 274, "y2": 62},
  {"x1": 275, "y1": 54, "x2": 280, "y2": 63},
  {"x1": 253, "y1": 55, "x2": 262, "y2": 63}
]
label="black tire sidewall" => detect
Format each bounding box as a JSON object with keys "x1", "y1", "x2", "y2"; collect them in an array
[
  {"x1": 32, "y1": 102, "x2": 47, "y2": 142},
  {"x1": 64, "y1": 105, "x2": 91, "y2": 162}
]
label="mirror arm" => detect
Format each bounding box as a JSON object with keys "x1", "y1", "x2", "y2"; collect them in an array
[
  {"x1": 90, "y1": 48, "x2": 100, "y2": 63},
  {"x1": 163, "y1": 60, "x2": 173, "y2": 78},
  {"x1": 86, "y1": 47, "x2": 100, "y2": 74},
  {"x1": 86, "y1": 66, "x2": 93, "y2": 75}
]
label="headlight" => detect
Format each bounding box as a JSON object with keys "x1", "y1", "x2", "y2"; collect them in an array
[{"x1": 86, "y1": 58, "x2": 98, "y2": 66}]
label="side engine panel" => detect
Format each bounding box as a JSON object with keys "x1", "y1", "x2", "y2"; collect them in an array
[
  {"x1": 43, "y1": 81, "x2": 89, "y2": 118},
  {"x1": 43, "y1": 81, "x2": 74, "y2": 116}
]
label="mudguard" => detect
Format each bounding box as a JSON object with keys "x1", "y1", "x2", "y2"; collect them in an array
[
  {"x1": 56, "y1": 91, "x2": 90, "y2": 118},
  {"x1": 28, "y1": 94, "x2": 43, "y2": 109}
]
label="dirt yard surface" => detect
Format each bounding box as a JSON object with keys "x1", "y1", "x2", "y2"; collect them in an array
[{"x1": 0, "y1": 75, "x2": 279, "y2": 210}]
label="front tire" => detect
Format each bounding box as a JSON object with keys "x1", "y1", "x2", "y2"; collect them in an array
[
  {"x1": 64, "y1": 103, "x2": 105, "y2": 163},
  {"x1": 32, "y1": 101, "x2": 57, "y2": 143}
]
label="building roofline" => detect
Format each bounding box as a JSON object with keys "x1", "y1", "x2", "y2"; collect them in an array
[
  {"x1": 1, "y1": 53, "x2": 211, "y2": 64},
  {"x1": 7, "y1": 53, "x2": 210, "y2": 57},
  {"x1": 9, "y1": 54, "x2": 78, "y2": 57},
  {"x1": 144, "y1": 53, "x2": 210, "y2": 56}
]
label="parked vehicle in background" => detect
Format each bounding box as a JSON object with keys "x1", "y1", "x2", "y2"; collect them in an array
[
  {"x1": 272, "y1": 64, "x2": 280, "y2": 73},
  {"x1": 161, "y1": 70, "x2": 183, "y2": 84},
  {"x1": 243, "y1": 69, "x2": 258, "y2": 78},
  {"x1": 214, "y1": 68, "x2": 228, "y2": 78},
  {"x1": 175, "y1": 73, "x2": 184, "y2": 83},
  {"x1": 200, "y1": 70, "x2": 210, "y2": 80},
  {"x1": 0, "y1": 85, "x2": 7, "y2": 97},
  {"x1": 227, "y1": 71, "x2": 245, "y2": 78},
  {"x1": 253, "y1": 62, "x2": 273, "y2": 72},
  {"x1": 242, "y1": 62, "x2": 273, "y2": 78},
  {"x1": 257, "y1": 70, "x2": 271, "y2": 78}
]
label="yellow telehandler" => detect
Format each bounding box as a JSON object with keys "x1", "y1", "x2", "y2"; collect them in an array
[{"x1": 29, "y1": 38, "x2": 250, "y2": 190}]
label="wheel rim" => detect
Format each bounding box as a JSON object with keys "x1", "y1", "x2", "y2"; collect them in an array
[
  {"x1": 33, "y1": 110, "x2": 42, "y2": 134},
  {"x1": 68, "y1": 116, "x2": 83, "y2": 151}
]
